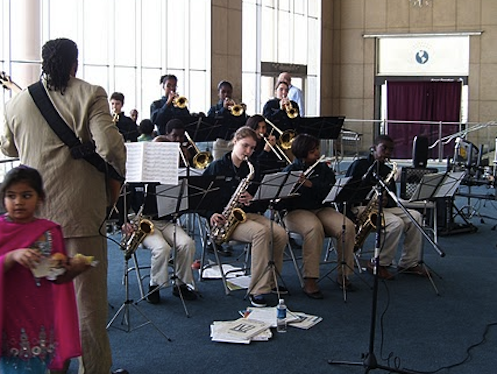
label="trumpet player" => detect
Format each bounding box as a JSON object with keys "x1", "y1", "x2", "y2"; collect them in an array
[
  {"x1": 280, "y1": 134, "x2": 356, "y2": 298},
  {"x1": 202, "y1": 127, "x2": 288, "y2": 308},
  {"x1": 263, "y1": 80, "x2": 300, "y2": 131},
  {"x1": 345, "y1": 135, "x2": 426, "y2": 280},
  {"x1": 150, "y1": 74, "x2": 191, "y2": 135},
  {"x1": 208, "y1": 80, "x2": 248, "y2": 159},
  {"x1": 110, "y1": 92, "x2": 139, "y2": 142},
  {"x1": 153, "y1": 119, "x2": 195, "y2": 167}
]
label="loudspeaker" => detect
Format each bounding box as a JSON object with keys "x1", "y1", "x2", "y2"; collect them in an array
[
  {"x1": 400, "y1": 166, "x2": 438, "y2": 200},
  {"x1": 412, "y1": 136, "x2": 429, "y2": 168}
]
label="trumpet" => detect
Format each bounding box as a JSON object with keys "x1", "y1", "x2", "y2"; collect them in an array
[
  {"x1": 264, "y1": 118, "x2": 297, "y2": 150},
  {"x1": 284, "y1": 101, "x2": 299, "y2": 119},
  {"x1": 229, "y1": 103, "x2": 245, "y2": 117},
  {"x1": 184, "y1": 131, "x2": 213, "y2": 169},
  {"x1": 112, "y1": 113, "x2": 119, "y2": 123},
  {"x1": 260, "y1": 133, "x2": 291, "y2": 164},
  {"x1": 172, "y1": 94, "x2": 188, "y2": 109}
]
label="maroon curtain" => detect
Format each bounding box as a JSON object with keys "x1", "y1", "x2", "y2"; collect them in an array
[{"x1": 387, "y1": 81, "x2": 461, "y2": 159}]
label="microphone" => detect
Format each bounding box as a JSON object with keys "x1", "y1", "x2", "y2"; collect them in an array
[{"x1": 362, "y1": 160, "x2": 378, "y2": 182}]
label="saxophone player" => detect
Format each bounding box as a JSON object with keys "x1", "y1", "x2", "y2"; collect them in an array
[
  {"x1": 202, "y1": 127, "x2": 288, "y2": 308},
  {"x1": 345, "y1": 135, "x2": 426, "y2": 280},
  {"x1": 280, "y1": 134, "x2": 356, "y2": 298}
]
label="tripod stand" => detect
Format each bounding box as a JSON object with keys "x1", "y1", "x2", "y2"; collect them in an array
[
  {"x1": 106, "y1": 251, "x2": 171, "y2": 341},
  {"x1": 318, "y1": 176, "x2": 371, "y2": 301},
  {"x1": 328, "y1": 169, "x2": 421, "y2": 374}
]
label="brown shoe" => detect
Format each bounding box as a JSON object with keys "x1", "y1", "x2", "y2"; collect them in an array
[
  {"x1": 368, "y1": 262, "x2": 395, "y2": 280},
  {"x1": 398, "y1": 264, "x2": 429, "y2": 277}
]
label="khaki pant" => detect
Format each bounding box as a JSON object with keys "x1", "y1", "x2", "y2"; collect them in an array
[
  {"x1": 230, "y1": 213, "x2": 288, "y2": 295},
  {"x1": 283, "y1": 207, "x2": 355, "y2": 278},
  {"x1": 65, "y1": 236, "x2": 112, "y2": 374}
]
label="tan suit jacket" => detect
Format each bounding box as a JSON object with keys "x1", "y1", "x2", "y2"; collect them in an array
[{"x1": 1, "y1": 77, "x2": 126, "y2": 237}]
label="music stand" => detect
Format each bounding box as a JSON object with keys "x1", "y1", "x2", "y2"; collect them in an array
[
  {"x1": 319, "y1": 177, "x2": 371, "y2": 301},
  {"x1": 107, "y1": 143, "x2": 178, "y2": 337},
  {"x1": 248, "y1": 171, "x2": 300, "y2": 300},
  {"x1": 184, "y1": 115, "x2": 223, "y2": 142},
  {"x1": 298, "y1": 116, "x2": 345, "y2": 140}
]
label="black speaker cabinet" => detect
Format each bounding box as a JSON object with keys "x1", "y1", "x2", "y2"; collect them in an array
[
  {"x1": 412, "y1": 136, "x2": 429, "y2": 168},
  {"x1": 400, "y1": 166, "x2": 439, "y2": 200}
]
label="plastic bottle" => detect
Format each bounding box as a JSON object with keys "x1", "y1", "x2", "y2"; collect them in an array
[{"x1": 276, "y1": 298, "x2": 287, "y2": 333}]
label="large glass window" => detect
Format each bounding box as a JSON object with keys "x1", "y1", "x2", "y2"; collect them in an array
[
  {"x1": 242, "y1": 0, "x2": 321, "y2": 115},
  {"x1": 1, "y1": 0, "x2": 211, "y2": 124}
]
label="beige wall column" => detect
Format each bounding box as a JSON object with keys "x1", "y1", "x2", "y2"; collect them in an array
[
  {"x1": 211, "y1": 0, "x2": 243, "y2": 106},
  {"x1": 10, "y1": 0, "x2": 41, "y2": 88}
]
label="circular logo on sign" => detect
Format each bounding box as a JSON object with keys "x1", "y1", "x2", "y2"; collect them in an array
[{"x1": 415, "y1": 50, "x2": 429, "y2": 64}]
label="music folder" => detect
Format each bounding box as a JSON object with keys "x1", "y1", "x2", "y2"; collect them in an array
[
  {"x1": 322, "y1": 176, "x2": 353, "y2": 204},
  {"x1": 409, "y1": 171, "x2": 466, "y2": 202}
]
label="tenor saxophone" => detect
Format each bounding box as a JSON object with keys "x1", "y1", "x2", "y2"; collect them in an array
[
  {"x1": 120, "y1": 206, "x2": 154, "y2": 259},
  {"x1": 210, "y1": 157, "x2": 255, "y2": 245},
  {"x1": 353, "y1": 162, "x2": 397, "y2": 252}
]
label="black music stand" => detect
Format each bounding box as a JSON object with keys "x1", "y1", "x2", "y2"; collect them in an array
[
  {"x1": 298, "y1": 116, "x2": 345, "y2": 140},
  {"x1": 183, "y1": 175, "x2": 237, "y2": 295},
  {"x1": 248, "y1": 171, "x2": 300, "y2": 300},
  {"x1": 319, "y1": 177, "x2": 371, "y2": 301},
  {"x1": 184, "y1": 115, "x2": 223, "y2": 142}
]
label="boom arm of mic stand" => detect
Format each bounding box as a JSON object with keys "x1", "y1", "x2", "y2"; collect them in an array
[{"x1": 377, "y1": 178, "x2": 445, "y2": 258}]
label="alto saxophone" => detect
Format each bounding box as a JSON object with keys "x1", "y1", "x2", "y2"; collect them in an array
[
  {"x1": 353, "y1": 161, "x2": 397, "y2": 252},
  {"x1": 210, "y1": 157, "x2": 255, "y2": 245},
  {"x1": 120, "y1": 205, "x2": 154, "y2": 259}
]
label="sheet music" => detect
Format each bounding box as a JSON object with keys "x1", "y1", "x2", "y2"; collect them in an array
[
  {"x1": 178, "y1": 167, "x2": 203, "y2": 177},
  {"x1": 254, "y1": 172, "x2": 300, "y2": 201},
  {"x1": 409, "y1": 171, "x2": 466, "y2": 201},
  {"x1": 323, "y1": 176, "x2": 352, "y2": 203},
  {"x1": 156, "y1": 180, "x2": 188, "y2": 217},
  {"x1": 125, "y1": 142, "x2": 179, "y2": 184}
]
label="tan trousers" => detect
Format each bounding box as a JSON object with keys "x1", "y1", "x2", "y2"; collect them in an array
[
  {"x1": 65, "y1": 236, "x2": 112, "y2": 374},
  {"x1": 283, "y1": 207, "x2": 355, "y2": 278},
  {"x1": 230, "y1": 213, "x2": 288, "y2": 295}
]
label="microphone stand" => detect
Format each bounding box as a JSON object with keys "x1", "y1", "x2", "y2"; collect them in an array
[{"x1": 328, "y1": 164, "x2": 422, "y2": 374}]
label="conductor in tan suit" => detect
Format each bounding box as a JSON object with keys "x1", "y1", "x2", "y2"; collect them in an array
[{"x1": 1, "y1": 38, "x2": 126, "y2": 374}]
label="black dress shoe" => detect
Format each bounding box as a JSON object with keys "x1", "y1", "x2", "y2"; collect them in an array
[
  {"x1": 147, "y1": 285, "x2": 160, "y2": 304},
  {"x1": 172, "y1": 284, "x2": 198, "y2": 300},
  {"x1": 112, "y1": 369, "x2": 129, "y2": 374}
]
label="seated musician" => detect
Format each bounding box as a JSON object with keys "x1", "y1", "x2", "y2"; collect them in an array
[
  {"x1": 345, "y1": 135, "x2": 427, "y2": 280},
  {"x1": 110, "y1": 92, "x2": 139, "y2": 142},
  {"x1": 122, "y1": 119, "x2": 198, "y2": 303},
  {"x1": 153, "y1": 119, "x2": 195, "y2": 167},
  {"x1": 150, "y1": 74, "x2": 191, "y2": 135},
  {"x1": 245, "y1": 114, "x2": 287, "y2": 173},
  {"x1": 280, "y1": 134, "x2": 356, "y2": 298},
  {"x1": 202, "y1": 127, "x2": 288, "y2": 307}
]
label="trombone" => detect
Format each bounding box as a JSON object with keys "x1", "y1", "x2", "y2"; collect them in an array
[
  {"x1": 264, "y1": 118, "x2": 297, "y2": 150},
  {"x1": 184, "y1": 131, "x2": 213, "y2": 169},
  {"x1": 260, "y1": 133, "x2": 292, "y2": 165}
]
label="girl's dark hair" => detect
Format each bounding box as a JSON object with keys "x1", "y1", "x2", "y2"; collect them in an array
[
  {"x1": 233, "y1": 126, "x2": 258, "y2": 143},
  {"x1": 291, "y1": 133, "x2": 320, "y2": 159},
  {"x1": 42, "y1": 38, "x2": 78, "y2": 94},
  {"x1": 139, "y1": 119, "x2": 155, "y2": 135},
  {"x1": 1, "y1": 165, "x2": 46, "y2": 202},
  {"x1": 160, "y1": 74, "x2": 178, "y2": 85},
  {"x1": 274, "y1": 80, "x2": 289, "y2": 90},
  {"x1": 245, "y1": 115, "x2": 265, "y2": 131},
  {"x1": 217, "y1": 80, "x2": 233, "y2": 91}
]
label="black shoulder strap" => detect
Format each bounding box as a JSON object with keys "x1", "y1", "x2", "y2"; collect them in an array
[
  {"x1": 28, "y1": 81, "x2": 124, "y2": 182},
  {"x1": 28, "y1": 81, "x2": 81, "y2": 149}
]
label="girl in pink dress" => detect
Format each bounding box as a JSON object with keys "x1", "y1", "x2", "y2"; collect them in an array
[{"x1": 0, "y1": 166, "x2": 89, "y2": 373}]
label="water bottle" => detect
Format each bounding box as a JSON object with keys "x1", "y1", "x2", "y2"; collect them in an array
[{"x1": 276, "y1": 298, "x2": 287, "y2": 333}]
